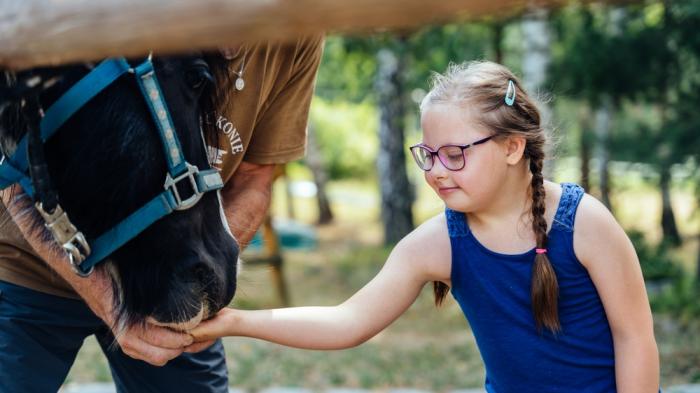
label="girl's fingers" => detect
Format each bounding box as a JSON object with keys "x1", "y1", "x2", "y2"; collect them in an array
[
  {"x1": 189, "y1": 310, "x2": 233, "y2": 341},
  {"x1": 184, "y1": 339, "x2": 217, "y2": 353}
]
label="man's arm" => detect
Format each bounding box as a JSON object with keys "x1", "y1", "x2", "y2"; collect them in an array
[
  {"x1": 220, "y1": 161, "x2": 277, "y2": 249},
  {"x1": 1, "y1": 187, "x2": 193, "y2": 366}
]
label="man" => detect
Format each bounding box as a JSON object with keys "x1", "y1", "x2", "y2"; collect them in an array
[{"x1": 0, "y1": 35, "x2": 323, "y2": 392}]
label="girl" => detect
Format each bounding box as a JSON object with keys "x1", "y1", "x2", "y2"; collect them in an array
[{"x1": 188, "y1": 61, "x2": 660, "y2": 392}]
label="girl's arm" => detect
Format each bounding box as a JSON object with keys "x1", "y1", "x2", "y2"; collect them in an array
[
  {"x1": 190, "y1": 214, "x2": 452, "y2": 350},
  {"x1": 574, "y1": 195, "x2": 660, "y2": 393}
]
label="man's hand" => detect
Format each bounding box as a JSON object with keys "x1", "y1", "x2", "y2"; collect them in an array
[
  {"x1": 2, "y1": 188, "x2": 193, "y2": 366},
  {"x1": 116, "y1": 323, "x2": 194, "y2": 366},
  {"x1": 86, "y1": 274, "x2": 192, "y2": 366},
  {"x1": 70, "y1": 266, "x2": 194, "y2": 366}
]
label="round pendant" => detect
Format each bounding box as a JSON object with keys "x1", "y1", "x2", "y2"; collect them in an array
[{"x1": 235, "y1": 77, "x2": 245, "y2": 91}]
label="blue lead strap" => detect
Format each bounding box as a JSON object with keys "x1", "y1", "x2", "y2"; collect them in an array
[
  {"x1": 79, "y1": 191, "x2": 178, "y2": 273},
  {"x1": 76, "y1": 168, "x2": 223, "y2": 275},
  {"x1": 0, "y1": 157, "x2": 27, "y2": 189}
]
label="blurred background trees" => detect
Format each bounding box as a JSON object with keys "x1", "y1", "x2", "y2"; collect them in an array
[{"x1": 306, "y1": 0, "x2": 700, "y2": 308}]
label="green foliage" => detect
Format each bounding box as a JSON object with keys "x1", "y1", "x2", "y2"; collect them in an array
[
  {"x1": 650, "y1": 277, "x2": 700, "y2": 322},
  {"x1": 551, "y1": 1, "x2": 700, "y2": 226},
  {"x1": 402, "y1": 23, "x2": 494, "y2": 92},
  {"x1": 309, "y1": 98, "x2": 378, "y2": 179},
  {"x1": 628, "y1": 230, "x2": 683, "y2": 281},
  {"x1": 627, "y1": 230, "x2": 700, "y2": 321},
  {"x1": 315, "y1": 36, "x2": 377, "y2": 103},
  {"x1": 314, "y1": 23, "x2": 496, "y2": 105},
  {"x1": 550, "y1": 4, "x2": 643, "y2": 105}
]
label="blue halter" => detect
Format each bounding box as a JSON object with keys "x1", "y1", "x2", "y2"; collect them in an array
[{"x1": 0, "y1": 56, "x2": 224, "y2": 276}]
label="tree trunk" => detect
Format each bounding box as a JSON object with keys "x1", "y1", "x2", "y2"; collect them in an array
[
  {"x1": 492, "y1": 21, "x2": 505, "y2": 64},
  {"x1": 659, "y1": 165, "x2": 681, "y2": 246},
  {"x1": 521, "y1": 7, "x2": 555, "y2": 178},
  {"x1": 594, "y1": 95, "x2": 613, "y2": 211},
  {"x1": 579, "y1": 106, "x2": 592, "y2": 191},
  {"x1": 697, "y1": 180, "x2": 700, "y2": 282},
  {"x1": 306, "y1": 123, "x2": 334, "y2": 225},
  {"x1": 375, "y1": 41, "x2": 414, "y2": 245},
  {"x1": 696, "y1": 238, "x2": 700, "y2": 283},
  {"x1": 654, "y1": 7, "x2": 680, "y2": 247},
  {"x1": 697, "y1": 228, "x2": 700, "y2": 283}
]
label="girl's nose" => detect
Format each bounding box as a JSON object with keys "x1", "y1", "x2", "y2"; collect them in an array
[{"x1": 427, "y1": 158, "x2": 449, "y2": 180}]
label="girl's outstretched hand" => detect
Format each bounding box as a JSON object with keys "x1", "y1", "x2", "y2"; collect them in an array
[{"x1": 183, "y1": 308, "x2": 236, "y2": 353}]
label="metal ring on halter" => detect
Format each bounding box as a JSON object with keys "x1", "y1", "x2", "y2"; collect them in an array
[
  {"x1": 35, "y1": 202, "x2": 93, "y2": 276},
  {"x1": 127, "y1": 52, "x2": 154, "y2": 74},
  {"x1": 164, "y1": 162, "x2": 204, "y2": 211},
  {"x1": 68, "y1": 251, "x2": 93, "y2": 277}
]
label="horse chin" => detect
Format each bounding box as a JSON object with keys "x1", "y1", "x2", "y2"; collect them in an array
[
  {"x1": 147, "y1": 303, "x2": 208, "y2": 332},
  {"x1": 105, "y1": 260, "x2": 211, "y2": 331}
]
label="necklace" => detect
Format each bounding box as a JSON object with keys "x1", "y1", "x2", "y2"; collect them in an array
[{"x1": 231, "y1": 51, "x2": 247, "y2": 91}]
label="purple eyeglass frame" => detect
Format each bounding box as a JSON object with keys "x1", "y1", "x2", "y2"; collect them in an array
[{"x1": 409, "y1": 135, "x2": 494, "y2": 171}]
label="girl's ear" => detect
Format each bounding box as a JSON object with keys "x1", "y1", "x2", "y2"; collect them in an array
[{"x1": 504, "y1": 135, "x2": 527, "y2": 165}]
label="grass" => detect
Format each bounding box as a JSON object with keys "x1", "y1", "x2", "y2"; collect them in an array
[
  {"x1": 223, "y1": 223, "x2": 487, "y2": 390},
  {"x1": 64, "y1": 168, "x2": 700, "y2": 389}
]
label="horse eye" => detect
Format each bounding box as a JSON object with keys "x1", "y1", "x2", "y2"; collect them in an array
[{"x1": 186, "y1": 66, "x2": 213, "y2": 90}]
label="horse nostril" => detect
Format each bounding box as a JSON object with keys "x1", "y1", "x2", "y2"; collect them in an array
[{"x1": 191, "y1": 263, "x2": 212, "y2": 283}]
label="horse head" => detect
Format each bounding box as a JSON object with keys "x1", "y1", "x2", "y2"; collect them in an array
[{"x1": 0, "y1": 53, "x2": 238, "y2": 331}]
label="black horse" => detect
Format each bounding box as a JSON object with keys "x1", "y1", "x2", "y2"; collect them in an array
[{"x1": 0, "y1": 53, "x2": 238, "y2": 330}]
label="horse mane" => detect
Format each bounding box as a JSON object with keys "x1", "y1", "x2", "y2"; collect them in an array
[{"x1": 201, "y1": 52, "x2": 233, "y2": 152}]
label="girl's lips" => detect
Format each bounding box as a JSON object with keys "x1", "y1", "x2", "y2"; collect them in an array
[{"x1": 438, "y1": 186, "x2": 460, "y2": 195}]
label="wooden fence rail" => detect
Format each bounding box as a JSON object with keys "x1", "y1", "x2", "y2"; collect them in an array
[{"x1": 0, "y1": 0, "x2": 561, "y2": 70}]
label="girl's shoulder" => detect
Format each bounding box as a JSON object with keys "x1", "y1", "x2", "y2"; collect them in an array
[
  {"x1": 571, "y1": 191, "x2": 630, "y2": 269},
  {"x1": 393, "y1": 212, "x2": 452, "y2": 284}
]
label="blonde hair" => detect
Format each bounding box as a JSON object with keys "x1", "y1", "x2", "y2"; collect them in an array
[{"x1": 424, "y1": 61, "x2": 559, "y2": 333}]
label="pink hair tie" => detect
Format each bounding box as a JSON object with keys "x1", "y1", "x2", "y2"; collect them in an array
[{"x1": 535, "y1": 248, "x2": 547, "y2": 254}]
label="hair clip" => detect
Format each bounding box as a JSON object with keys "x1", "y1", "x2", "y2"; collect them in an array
[
  {"x1": 505, "y1": 80, "x2": 516, "y2": 106},
  {"x1": 535, "y1": 248, "x2": 547, "y2": 254}
]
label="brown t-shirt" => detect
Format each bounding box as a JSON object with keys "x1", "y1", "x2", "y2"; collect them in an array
[{"x1": 0, "y1": 36, "x2": 323, "y2": 298}]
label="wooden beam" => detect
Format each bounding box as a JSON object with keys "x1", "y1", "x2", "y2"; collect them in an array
[{"x1": 0, "y1": 0, "x2": 562, "y2": 70}]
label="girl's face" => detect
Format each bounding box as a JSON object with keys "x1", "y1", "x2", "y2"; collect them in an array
[{"x1": 419, "y1": 103, "x2": 509, "y2": 213}]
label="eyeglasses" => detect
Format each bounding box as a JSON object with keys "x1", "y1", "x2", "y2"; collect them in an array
[{"x1": 409, "y1": 136, "x2": 494, "y2": 171}]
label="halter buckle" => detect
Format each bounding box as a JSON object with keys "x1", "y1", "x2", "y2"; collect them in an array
[
  {"x1": 67, "y1": 244, "x2": 94, "y2": 277},
  {"x1": 35, "y1": 202, "x2": 93, "y2": 276},
  {"x1": 164, "y1": 162, "x2": 203, "y2": 211}
]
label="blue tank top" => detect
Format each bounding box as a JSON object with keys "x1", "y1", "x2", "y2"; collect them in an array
[{"x1": 447, "y1": 183, "x2": 616, "y2": 393}]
